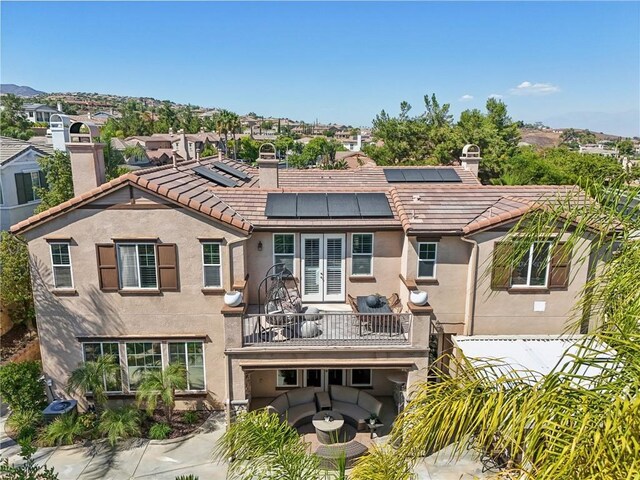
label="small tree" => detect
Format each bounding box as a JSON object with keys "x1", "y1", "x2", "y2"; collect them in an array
[
  {"x1": 35, "y1": 151, "x2": 74, "y2": 214},
  {"x1": 0, "y1": 361, "x2": 47, "y2": 412},
  {"x1": 0, "y1": 94, "x2": 33, "y2": 140},
  {"x1": 0, "y1": 441, "x2": 59, "y2": 480},
  {"x1": 0, "y1": 232, "x2": 35, "y2": 330},
  {"x1": 135, "y1": 363, "x2": 186, "y2": 422},
  {"x1": 67, "y1": 354, "x2": 119, "y2": 410}
]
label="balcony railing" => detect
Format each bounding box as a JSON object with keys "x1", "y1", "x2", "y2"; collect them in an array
[{"x1": 241, "y1": 312, "x2": 412, "y2": 347}]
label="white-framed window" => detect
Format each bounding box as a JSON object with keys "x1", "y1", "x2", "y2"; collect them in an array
[
  {"x1": 351, "y1": 233, "x2": 373, "y2": 276},
  {"x1": 511, "y1": 242, "x2": 551, "y2": 287},
  {"x1": 168, "y1": 341, "x2": 205, "y2": 391},
  {"x1": 82, "y1": 342, "x2": 122, "y2": 392},
  {"x1": 350, "y1": 368, "x2": 373, "y2": 387},
  {"x1": 417, "y1": 242, "x2": 437, "y2": 278},
  {"x1": 126, "y1": 341, "x2": 162, "y2": 391},
  {"x1": 117, "y1": 243, "x2": 157, "y2": 289},
  {"x1": 49, "y1": 242, "x2": 73, "y2": 289},
  {"x1": 202, "y1": 242, "x2": 222, "y2": 288},
  {"x1": 273, "y1": 234, "x2": 295, "y2": 275},
  {"x1": 276, "y1": 369, "x2": 299, "y2": 388}
]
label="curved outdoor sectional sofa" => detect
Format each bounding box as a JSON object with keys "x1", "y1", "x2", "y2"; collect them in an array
[{"x1": 266, "y1": 385, "x2": 383, "y2": 429}]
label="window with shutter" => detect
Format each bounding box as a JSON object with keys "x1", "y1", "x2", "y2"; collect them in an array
[
  {"x1": 549, "y1": 242, "x2": 571, "y2": 289},
  {"x1": 15, "y1": 172, "x2": 32, "y2": 204},
  {"x1": 157, "y1": 244, "x2": 179, "y2": 291},
  {"x1": 491, "y1": 241, "x2": 513, "y2": 290},
  {"x1": 96, "y1": 244, "x2": 119, "y2": 291}
]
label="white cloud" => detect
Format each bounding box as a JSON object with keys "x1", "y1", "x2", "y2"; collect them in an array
[
  {"x1": 488, "y1": 93, "x2": 503, "y2": 99},
  {"x1": 509, "y1": 81, "x2": 560, "y2": 96},
  {"x1": 459, "y1": 94, "x2": 474, "y2": 102}
]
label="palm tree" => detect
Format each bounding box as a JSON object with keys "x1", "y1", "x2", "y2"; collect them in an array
[
  {"x1": 67, "y1": 354, "x2": 119, "y2": 410},
  {"x1": 213, "y1": 410, "x2": 320, "y2": 480},
  {"x1": 135, "y1": 363, "x2": 187, "y2": 422},
  {"x1": 352, "y1": 179, "x2": 640, "y2": 479}
]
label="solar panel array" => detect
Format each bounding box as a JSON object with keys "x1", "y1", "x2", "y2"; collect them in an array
[
  {"x1": 383, "y1": 168, "x2": 462, "y2": 183},
  {"x1": 212, "y1": 161, "x2": 252, "y2": 181},
  {"x1": 193, "y1": 166, "x2": 238, "y2": 187},
  {"x1": 265, "y1": 193, "x2": 393, "y2": 218}
]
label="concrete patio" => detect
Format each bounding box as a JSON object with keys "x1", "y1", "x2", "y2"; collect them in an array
[{"x1": 1, "y1": 405, "x2": 487, "y2": 479}]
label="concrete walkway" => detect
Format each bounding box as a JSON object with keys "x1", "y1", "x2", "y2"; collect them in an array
[{"x1": 1, "y1": 406, "x2": 486, "y2": 479}]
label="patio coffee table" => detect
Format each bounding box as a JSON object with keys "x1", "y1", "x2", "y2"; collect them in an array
[{"x1": 312, "y1": 410, "x2": 344, "y2": 444}]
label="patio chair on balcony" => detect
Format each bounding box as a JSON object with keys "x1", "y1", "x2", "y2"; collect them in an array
[{"x1": 388, "y1": 293, "x2": 403, "y2": 314}]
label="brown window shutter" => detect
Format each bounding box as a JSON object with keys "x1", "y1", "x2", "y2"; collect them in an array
[
  {"x1": 491, "y1": 241, "x2": 513, "y2": 290},
  {"x1": 157, "y1": 244, "x2": 179, "y2": 291},
  {"x1": 549, "y1": 242, "x2": 571, "y2": 289},
  {"x1": 96, "y1": 244, "x2": 118, "y2": 291}
]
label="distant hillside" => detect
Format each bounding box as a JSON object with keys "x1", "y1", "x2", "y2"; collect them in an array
[{"x1": 0, "y1": 84, "x2": 46, "y2": 97}]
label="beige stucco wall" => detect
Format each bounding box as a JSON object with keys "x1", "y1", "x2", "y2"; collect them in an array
[
  {"x1": 23, "y1": 185, "x2": 247, "y2": 407},
  {"x1": 250, "y1": 368, "x2": 406, "y2": 399},
  {"x1": 245, "y1": 231, "x2": 405, "y2": 305},
  {"x1": 469, "y1": 229, "x2": 592, "y2": 335}
]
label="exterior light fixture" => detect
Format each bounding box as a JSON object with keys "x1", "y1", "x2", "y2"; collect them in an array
[{"x1": 257, "y1": 241, "x2": 263, "y2": 251}]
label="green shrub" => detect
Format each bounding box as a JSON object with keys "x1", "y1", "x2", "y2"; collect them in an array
[
  {"x1": 98, "y1": 407, "x2": 141, "y2": 446},
  {"x1": 148, "y1": 422, "x2": 172, "y2": 440},
  {"x1": 0, "y1": 441, "x2": 59, "y2": 479},
  {"x1": 182, "y1": 410, "x2": 198, "y2": 425},
  {"x1": 7, "y1": 410, "x2": 43, "y2": 441},
  {"x1": 40, "y1": 413, "x2": 86, "y2": 446},
  {"x1": 175, "y1": 475, "x2": 199, "y2": 480},
  {"x1": 0, "y1": 361, "x2": 47, "y2": 412}
]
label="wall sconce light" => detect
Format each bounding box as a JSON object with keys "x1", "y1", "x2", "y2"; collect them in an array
[{"x1": 257, "y1": 241, "x2": 263, "y2": 251}]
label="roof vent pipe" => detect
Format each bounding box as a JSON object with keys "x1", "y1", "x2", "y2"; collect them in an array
[{"x1": 172, "y1": 153, "x2": 177, "y2": 169}]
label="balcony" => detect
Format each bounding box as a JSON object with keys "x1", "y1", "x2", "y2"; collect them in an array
[{"x1": 241, "y1": 310, "x2": 413, "y2": 347}]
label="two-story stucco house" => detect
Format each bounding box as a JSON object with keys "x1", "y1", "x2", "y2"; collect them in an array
[
  {"x1": 1, "y1": 136, "x2": 53, "y2": 231},
  {"x1": 11, "y1": 127, "x2": 600, "y2": 421}
]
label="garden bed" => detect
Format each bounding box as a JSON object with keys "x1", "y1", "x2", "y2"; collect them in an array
[
  {"x1": 0, "y1": 324, "x2": 37, "y2": 363},
  {"x1": 141, "y1": 409, "x2": 211, "y2": 439}
]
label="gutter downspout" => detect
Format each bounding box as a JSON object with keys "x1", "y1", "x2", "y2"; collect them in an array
[
  {"x1": 223, "y1": 234, "x2": 251, "y2": 426},
  {"x1": 460, "y1": 235, "x2": 479, "y2": 336}
]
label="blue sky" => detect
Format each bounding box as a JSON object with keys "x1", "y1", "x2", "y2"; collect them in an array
[{"x1": 2, "y1": 1, "x2": 639, "y2": 136}]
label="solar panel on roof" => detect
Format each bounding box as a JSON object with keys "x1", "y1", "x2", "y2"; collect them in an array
[
  {"x1": 401, "y1": 169, "x2": 424, "y2": 182},
  {"x1": 265, "y1": 193, "x2": 297, "y2": 217},
  {"x1": 420, "y1": 169, "x2": 443, "y2": 181},
  {"x1": 264, "y1": 193, "x2": 393, "y2": 219},
  {"x1": 212, "y1": 161, "x2": 252, "y2": 181},
  {"x1": 328, "y1": 193, "x2": 360, "y2": 217},
  {"x1": 297, "y1": 194, "x2": 328, "y2": 218},
  {"x1": 356, "y1": 193, "x2": 393, "y2": 217},
  {"x1": 383, "y1": 169, "x2": 405, "y2": 182},
  {"x1": 437, "y1": 168, "x2": 462, "y2": 182},
  {"x1": 383, "y1": 167, "x2": 461, "y2": 183},
  {"x1": 193, "y1": 166, "x2": 238, "y2": 187}
]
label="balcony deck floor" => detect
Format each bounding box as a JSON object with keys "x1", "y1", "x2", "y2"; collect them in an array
[{"x1": 243, "y1": 304, "x2": 410, "y2": 347}]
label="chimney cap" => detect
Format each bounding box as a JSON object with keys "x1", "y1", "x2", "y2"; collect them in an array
[{"x1": 461, "y1": 144, "x2": 481, "y2": 159}]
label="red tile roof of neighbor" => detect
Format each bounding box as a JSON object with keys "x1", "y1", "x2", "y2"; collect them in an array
[{"x1": 10, "y1": 156, "x2": 584, "y2": 236}]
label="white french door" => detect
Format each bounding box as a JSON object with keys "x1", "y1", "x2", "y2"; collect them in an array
[{"x1": 301, "y1": 234, "x2": 345, "y2": 302}]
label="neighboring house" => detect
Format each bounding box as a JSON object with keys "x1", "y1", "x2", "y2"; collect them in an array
[
  {"x1": 579, "y1": 143, "x2": 619, "y2": 157},
  {"x1": 333, "y1": 151, "x2": 376, "y2": 169},
  {"x1": 24, "y1": 103, "x2": 60, "y2": 123},
  {"x1": 11, "y1": 135, "x2": 604, "y2": 421},
  {"x1": 0, "y1": 136, "x2": 53, "y2": 230}
]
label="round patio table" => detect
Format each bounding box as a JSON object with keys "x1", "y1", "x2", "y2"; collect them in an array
[{"x1": 312, "y1": 410, "x2": 344, "y2": 444}]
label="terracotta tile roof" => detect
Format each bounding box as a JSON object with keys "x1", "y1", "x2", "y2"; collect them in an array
[
  {"x1": 10, "y1": 169, "x2": 252, "y2": 235},
  {"x1": 392, "y1": 186, "x2": 579, "y2": 234},
  {"x1": 10, "y1": 155, "x2": 589, "y2": 237}
]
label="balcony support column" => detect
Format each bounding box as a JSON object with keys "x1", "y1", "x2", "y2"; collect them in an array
[{"x1": 223, "y1": 303, "x2": 248, "y2": 425}]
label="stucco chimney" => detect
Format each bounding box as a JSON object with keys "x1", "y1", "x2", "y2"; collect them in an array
[
  {"x1": 176, "y1": 129, "x2": 190, "y2": 161},
  {"x1": 66, "y1": 121, "x2": 106, "y2": 196},
  {"x1": 460, "y1": 144, "x2": 481, "y2": 177},
  {"x1": 257, "y1": 143, "x2": 279, "y2": 188}
]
